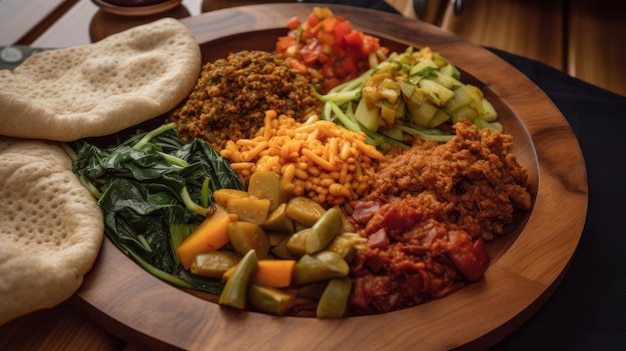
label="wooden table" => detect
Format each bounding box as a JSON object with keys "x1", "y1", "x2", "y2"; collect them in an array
[{"x1": 0, "y1": 1, "x2": 608, "y2": 350}]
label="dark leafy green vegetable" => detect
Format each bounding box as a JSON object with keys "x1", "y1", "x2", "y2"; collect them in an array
[{"x1": 67, "y1": 122, "x2": 245, "y2": 294}]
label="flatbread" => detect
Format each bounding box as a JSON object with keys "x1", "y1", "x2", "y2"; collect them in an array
[
  {"x1": 0, "y1": 18, "x2": 201, "y2": 141},
  {"x1": 0, "y1": 137, "x2": 104, "y2": 325}
]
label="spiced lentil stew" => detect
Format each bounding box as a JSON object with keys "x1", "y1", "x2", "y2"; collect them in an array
[{"x1": 170, "y1": 51, "x2": 321, "y2": 150}]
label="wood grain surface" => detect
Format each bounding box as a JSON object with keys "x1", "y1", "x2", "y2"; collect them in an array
[
  {"x1": 440, "y1": 0, "x2": 566, "y2": 71},
  {"x1": 73, "y1": 4, "x2": 588, "y2": 350}
]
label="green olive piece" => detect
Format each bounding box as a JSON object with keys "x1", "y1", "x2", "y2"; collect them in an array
[
  {"x1": 271, "y1": 235, "x2": 300, "y2": 260},
  {"x1": 247, "y1": 170, "x2": 287, "y2": 213},
  {"x1": 228, "y1": 221, "x2": 270, "y2": 259},
  {"x1": 285, "y1": 196, "x2": 326, "y2": 227},
  {"x1": 218, "y1": 249, "x2": 258, "y2": 309},
  {"x1": 316, "y1": 277, "x2": 352, "y2": 318},
  {"x1": 286, "y1": 228, "x2": 312, "y2": 257},
  {"x1": 190, "y1": 251, "x2": 241, "y2": 279},
  {"x1": 293, "y1": 250, "x2": 349, "y2": 285},
  {"x1": 307, "y1": 208, "x2": 343, "y2": 254},
  {"x1": 247, "y1": 284, "x2": 295, "y2": 316},
  {"x1": 262, "y1": 203, "x2": 295, "y2": 234},
  {"x1": 266, "y1": 231, "x2": 288, "y2": 247}
]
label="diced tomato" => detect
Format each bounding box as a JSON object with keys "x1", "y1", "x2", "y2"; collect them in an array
[
  {"x1": 308, "y1": 23, "x2": 321, "y2": 37},
  {"x1": 275, "y1": 7, "x2": 389, "y2": 92},
  {"x1": 286, "y1": 16, "x2": 300, "y2": 31},
  {"x1": 275, "y1": 35, "x2": 295, "y2": 54},
  {"x1": 317, "y1": 30, "x2": 335, "y2": 46},
  {"x1": 322, "y1": 78, "x2": 342, "y2": 93},
  {"x1": 319, "y1": 62, "x2": 335, "y2": 79},
  {"x1": 285, "y1": 58, "x2": 308, "y2": 75},
  {"x1": 361, "y1": 35, "x2": 379, "y2": 56},
  {"x1": 306, "y1": 13, "x2": 319, "y2": 28},
  {"x1": 344, "y1": 31, "x2": 364, "y2": 48},
  {"x1": 333, "y1": 21, "x2": 352, "y2": 46},
  {"x1": 335, "y1": 56, "x2": 358, "y2": 79},
  {"x1": 321, "y1": 17, "x2": 337, "y2": 32}
]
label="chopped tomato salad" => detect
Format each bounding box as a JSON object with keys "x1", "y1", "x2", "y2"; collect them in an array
[{"x1": 275, "y1": 7, "x2": 389, "y2": 93}]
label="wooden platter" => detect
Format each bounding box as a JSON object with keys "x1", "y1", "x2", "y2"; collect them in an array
[{"x1": 72, "y1": 4, "x2": 588, "y2": 350}]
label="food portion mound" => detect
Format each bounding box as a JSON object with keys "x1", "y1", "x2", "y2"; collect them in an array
[
  {"x1": 347, "y1": 120, "x2": 532, "y2": 314},
  {"x1": 170, "y1": 50, "x2": 322, "y2": 150},
  {"x1": 370, "y1": 119, "x2": 531, "y2": 241}
]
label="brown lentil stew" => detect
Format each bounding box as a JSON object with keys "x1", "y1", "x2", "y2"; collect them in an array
[
  {"x1": 346, "y1": 119, "x2": 532, "y2": 314},
  {"x1": 369, "y1": 118, "x2": 531, "y2": 241},
  {"x1": 170, "y1": 50, "x2": 321, "y2": 150}
]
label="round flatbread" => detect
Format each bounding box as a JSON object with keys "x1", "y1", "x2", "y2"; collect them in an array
[
  {"x1": 0, "y1": 137, "x2": 104, "y2": 325},
  {"x1": 0, "y1": 18, "x2": 201, "y2": 141}
]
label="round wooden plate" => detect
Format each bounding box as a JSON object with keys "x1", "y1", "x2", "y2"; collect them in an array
[{"x1": 73, "y1": 4, "x2": 588, "y2": 350}]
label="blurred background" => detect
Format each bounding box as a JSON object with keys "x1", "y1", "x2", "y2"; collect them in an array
[
  {"x1": 414, "y1": 0, "x2": 626, "y2": 99},
  {"x1": 1, "y1": 0, "x2": 624, "y2": 96},
  {"x1": 207, "y1": 0, "x2": 626, "y2": 97}
]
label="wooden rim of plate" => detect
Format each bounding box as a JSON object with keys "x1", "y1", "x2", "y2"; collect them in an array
[{"x1": 73, "y1": 4, "x2": 588, "y2": 350}]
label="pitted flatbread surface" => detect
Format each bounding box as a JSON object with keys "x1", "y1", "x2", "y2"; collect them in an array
[
  {"x1": 0, "y1": 137, "x2": 104, "y2": 325},
  {"x1": 0, "y1": 18, "x2": 201, "y2": 141}
]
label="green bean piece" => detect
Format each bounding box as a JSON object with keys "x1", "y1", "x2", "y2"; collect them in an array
[
  {"x1": 285, "y1": 196, "x2": 326, "y2": 227},
  {"x1": 247, "y1": 170, "x2": 288, "y2": 213},
  {"x1": 293, "y1": 250, "x2": 349, "y2": 285},
  {"x1": 228, "y1": 221, "x2": 270, "y2": 259},
  {"x1": 286, "y1": 228, "x2": 312, "y2": 257},
  {"x1": 307, "y1": 208, "x2": 343, "y2": 254},
  {"x1": 271, "y1": 234, "x2": 300, "y2": 260},
  {"x1": 248, "y1": 284, "x2": 295, "y2": 316},
  {"x1": 218, "y1": 249, "x2": 258, "y2": 309},
  {"x1": 262, "y1": 203, "x2": 295, "y2": 234},
  {"x1": 316, "y1": 277, "x2": 352, "y2": 318}
]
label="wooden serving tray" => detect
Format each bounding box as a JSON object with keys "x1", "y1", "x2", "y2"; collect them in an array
[{"x1": 72, "y1": 4, "x2": 588, "y2": 350}]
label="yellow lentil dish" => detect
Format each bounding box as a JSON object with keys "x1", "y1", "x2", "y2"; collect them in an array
[{"x1": 220, "y1": 110, "x2": 385, "y2": 206}]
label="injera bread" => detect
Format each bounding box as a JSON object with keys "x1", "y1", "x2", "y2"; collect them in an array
[
  {"x1": 0, "y1": 18, "x2": 201, "y2": 141},
  {"x1": 0, "y1": 137, "x2": 104, "y2": 325}
]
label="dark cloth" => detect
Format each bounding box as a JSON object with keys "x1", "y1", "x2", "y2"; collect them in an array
[
  {"x1": 486, "y1": 47, "x2": 626, "y2": 351},
  {"x1": 301, "y1": 0, "x2": 398, "y2": 14},
  {"x1": 304, "y1": 1, "x2": 626, "y2": 349}
]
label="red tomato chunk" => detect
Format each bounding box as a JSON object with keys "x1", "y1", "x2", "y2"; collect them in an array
[{"x1": 275, "y1": 7, "x2": 389, "y2": 93}]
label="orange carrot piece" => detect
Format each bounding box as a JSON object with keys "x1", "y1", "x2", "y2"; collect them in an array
[
  {"x1": 177, "y1": 205, "x2": 232, "y2": 269},
  {"x1": 254, "y1": 260, "x2": 296, "y2": 288},
  {"x1": 222, "y1": 259, "x2": 296, "y2": 288}
]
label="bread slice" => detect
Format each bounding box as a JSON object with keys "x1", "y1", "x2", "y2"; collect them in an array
[
  {"x1": 0, "y1": 18, "x2": 201, "y2": 141},
  {"x1": 0, "y1": 137, "x2": 103, "y2": 325}
]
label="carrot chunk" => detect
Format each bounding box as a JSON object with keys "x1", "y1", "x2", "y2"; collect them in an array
[
  {"x1": 254, "y1": 260, "x2": 296, "y2": 288},
  {"x1": 223, "y1": 259, "x2": 296, "y2": 288},
  {"x1": 177, "y1": 205, "x2": 232, "y2": 269}
]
